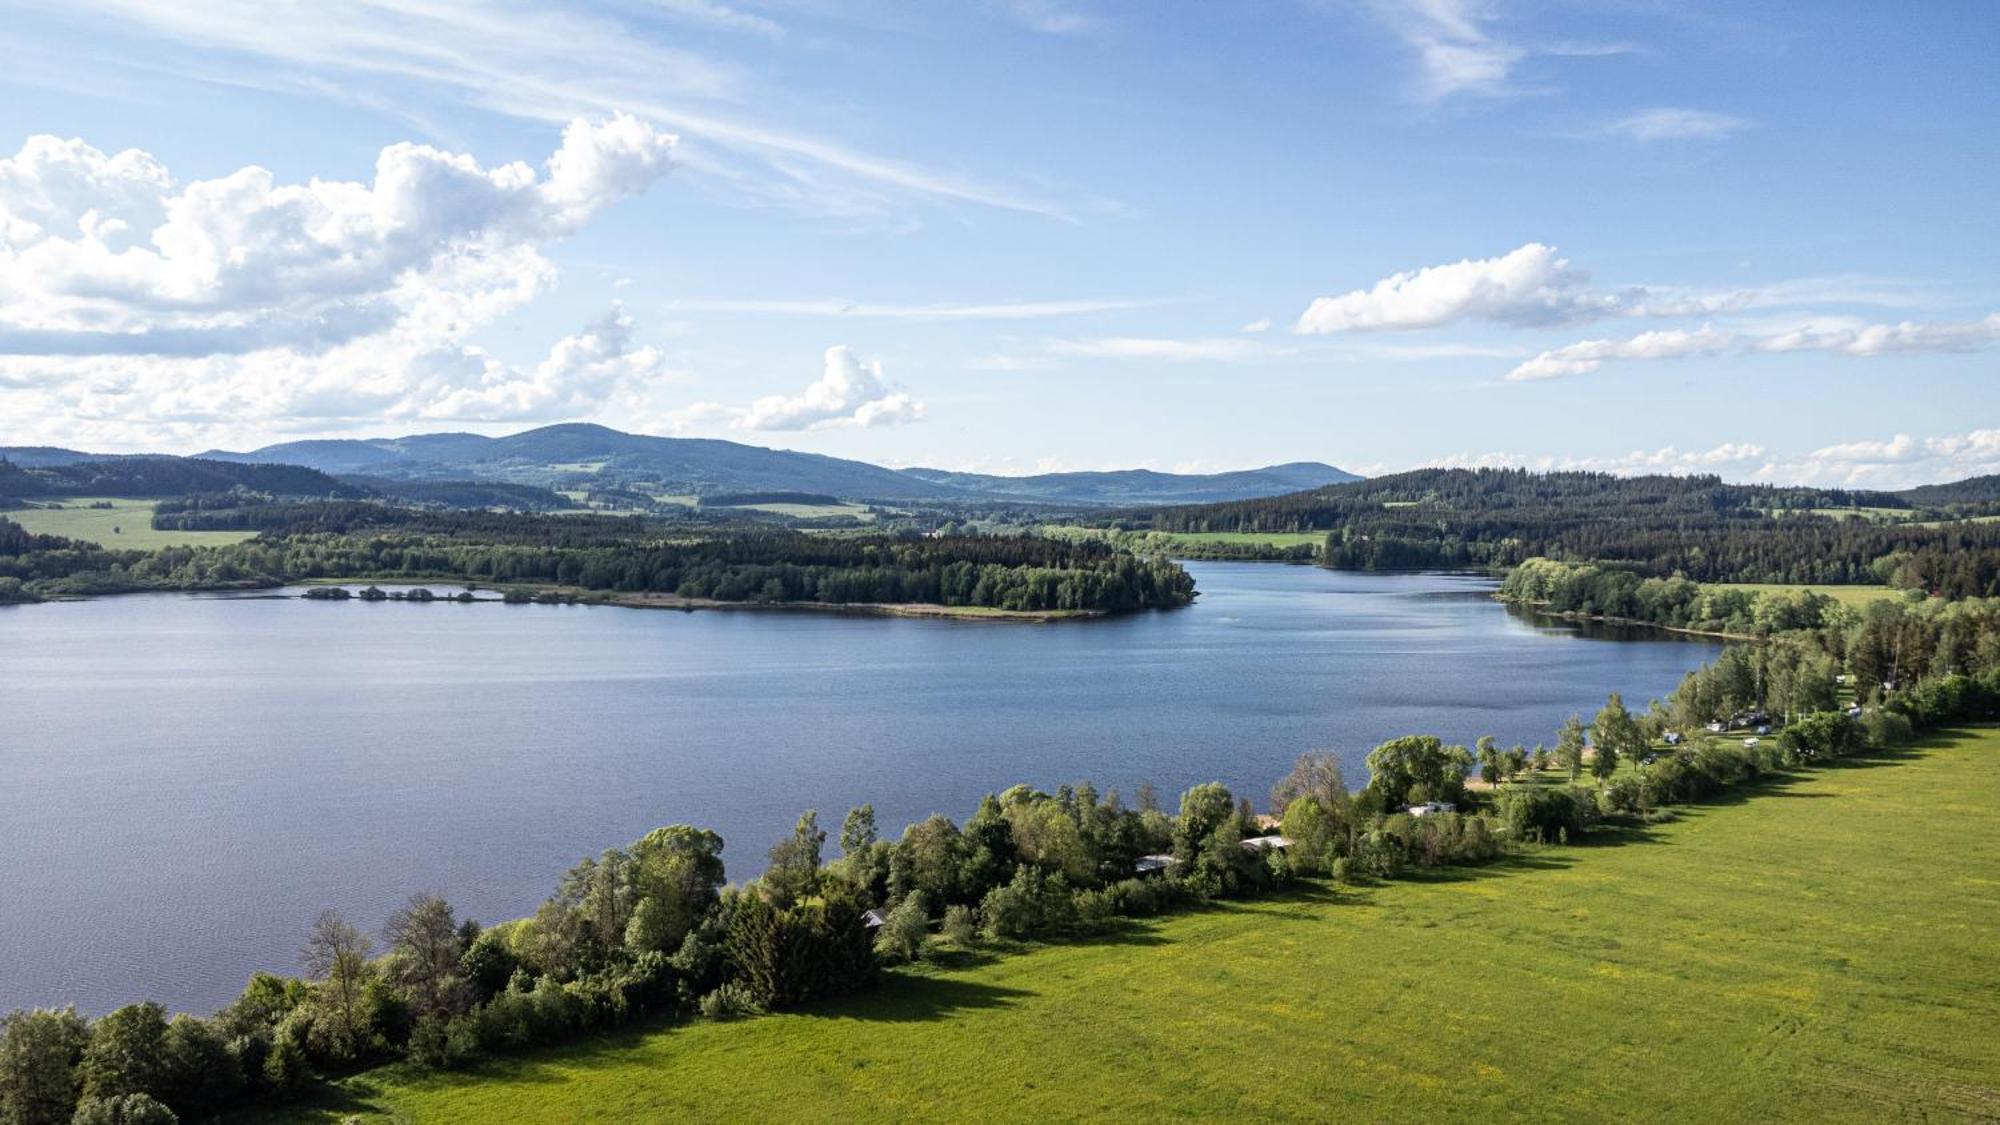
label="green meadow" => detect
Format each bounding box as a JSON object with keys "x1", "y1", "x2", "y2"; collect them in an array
[
  {"x1": 271, "y1": 727, "x2": 2000, "y2": 1123},
  {"x1": 1042, "y1": 526, "x2": 1324, "y2": 553},
  {"x1": 1, "y1": 498, "x2": 259, "y2": 549},
  {"x1": 1144, "y1": 530, "x2": 1324, "y2": 549}
]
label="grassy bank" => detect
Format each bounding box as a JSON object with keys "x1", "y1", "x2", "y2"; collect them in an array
[{"x1": 271, "y1": 727, "x2": 2000, "y2": 1123}]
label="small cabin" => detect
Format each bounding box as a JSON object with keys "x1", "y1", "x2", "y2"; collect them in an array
[
  {"x1": 861, "y1": 909, "x2": 888, "y2": 930},
  {"x1": 1406, "y1": 801, "x2": 1456, "y2": 817},
  {"x1": 1663, "y1": 731, "x2": 1683, "y2": 746},
  {"x1": 1134, "y1": 854, "x2": 1176, "y2": 876},
  {"x1": 1239, "y1": 835, "x2": 1291, "y2": 853}
]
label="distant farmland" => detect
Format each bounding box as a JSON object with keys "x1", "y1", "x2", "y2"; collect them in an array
[{"x1": 2, "y1": 498, "x2": 258, "y2": 549}]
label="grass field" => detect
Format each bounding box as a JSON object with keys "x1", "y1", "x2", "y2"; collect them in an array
[
  {"x1": 273, "y1": 727, "x2": 2000, "y2": 1123},
  {"x1": 1763, "y1": 506, "x2": 1914, "y2": 522},
  {"x1": 1, "y1": 498, "x2": 259, "y2": 549},
  {"x1": 731, "y1": 501, "x2": 874, "y2": 520},
  {"x1": 1043, "y1": 526, "x2": 1324, "y2": 552},
  {"x1": 1709, "y1": 582, "x2": 1913, "y2": 610},
  {"x1": 1145, "y1": 530, "x2": 1323, "y2": 549}
]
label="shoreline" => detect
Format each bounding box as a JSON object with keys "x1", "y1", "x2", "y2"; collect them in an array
[
  {"x1": 289, "y1": 577, "x2": 1127, "y2": 623},
  {"x1": 603, "y1": 590, "x2": 1107, "y2": 623},
  {"x1": 1497, "y1": 596, "x2": 1762, "y2": 642}
]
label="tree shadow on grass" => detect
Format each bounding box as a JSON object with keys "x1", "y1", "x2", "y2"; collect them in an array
[
  {"x1": 257, "y1": 1078, "x2": 398, "y2": 1123},
  {"x1": 792, "y1": 973, "x2": 1035, "y2": 1023}
]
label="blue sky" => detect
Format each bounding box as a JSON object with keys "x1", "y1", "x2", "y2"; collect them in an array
[{"x1": 0, "y1": 0, "x2": 1994, "y2": 486}]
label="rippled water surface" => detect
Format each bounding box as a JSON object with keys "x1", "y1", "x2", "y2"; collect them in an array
[{"x1": 0, "y1": 562, "x2": 1719, "y2": 1014}]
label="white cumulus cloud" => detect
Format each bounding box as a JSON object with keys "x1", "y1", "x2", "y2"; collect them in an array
[
  {"x1": 422, "y1": 303, "x2": 682, "y2": 422},
  {"x1": 0, "y1": 119, "x2": 680, "y2": 447},
  {"x1": 1296, "y1": 243, "x2": 1621, "y2": 334},
  {"x1": 0, "y1": 115, "x2": 673, "y2": 347},
  {"x1": 1756, "y1": 429, "x2": 2000, "y2": 489},
  {"x1": 736, "y1": 346, "x2": 925, "y2": 431},
  {"x1": 1505, "y1": 325, "x2": 1732, "y2": 381},
  {"x1": 1507, "y1": 312, "x2": 2000, "y2": 381}
]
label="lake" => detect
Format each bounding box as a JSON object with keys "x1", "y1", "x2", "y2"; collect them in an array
[{"x1": 0, "y1": 562, "x2": 1719, "y2": 1015}]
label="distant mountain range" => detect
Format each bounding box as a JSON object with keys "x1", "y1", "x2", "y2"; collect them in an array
[{"x1": 3, "y1": 424, "x2": 1362, "y2": 506}]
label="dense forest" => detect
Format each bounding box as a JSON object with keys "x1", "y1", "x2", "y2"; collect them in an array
[
  {"x1": 340, "y1": 478, "x2": 572, "y2": 511},
  {"x1": 0, "y1": 457, "x2": 358, "y2": 501},
  {"x1": 0, "y1": 511, "x2": 1195, "y2": 613},
  {"x1": 1135, "y1": 468, "x2": 2000, "y2": 593}
]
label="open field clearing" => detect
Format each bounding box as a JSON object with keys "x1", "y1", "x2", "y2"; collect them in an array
[{"x1": 2, "y1": 498, "x2": 259, "y2": 549}]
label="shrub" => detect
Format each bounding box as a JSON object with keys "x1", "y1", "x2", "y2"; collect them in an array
[
  {"x1": 697, "y1": 983, "x2": 760, "y2": 1021},
  {"x1": 941, "y1": 905, "x2": 979, "y2": 947},
  {"x1": 458, "y1": 929, "x2": 519, "y2": 1003},
  {"x1": 1598, "y1": 776, "x2": 1643, "y2": 816},
  {"x1": 1862, "y1": 709, "x2": 1915, "y2": 750},
  {"x1": 1496, "y1": 787, "x2": 1592, "y2": 844},
  {"x1": 979, "y1": 868, "x2": 1043, "y2": 940},
  {"x1": 873, "y1": 892, "x2": 931, "y2": 963},
  {"x1": 406, "y1": 1014, "x2": 463, "y2": 1070},
  {"x1": 70, "y1": 1093, "x2": 177, "y2": 1124},
  {"x1": 1781, "y1": 712, "x2": 1862, "y2": 762},
  {"x1": 259, "y1": 1036, "x2": 308, "y2": 1100},
  {"x1": 1073, "y1": 889, "x2": 1117, "y2": 930}
]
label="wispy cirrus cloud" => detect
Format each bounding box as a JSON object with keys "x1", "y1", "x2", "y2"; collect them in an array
[
  {"x1": 1604, "y1": 107, "x2": 1753, "y2": 142},
  {"x1": 36, "y1": 0, "x2": 1080, "y2": 220},
  {"x1": 1045, "y1": 336, "x2": 1280, "y2": 362},
  {"x1": 1358, "y1": 0, "x2": 1633, "y2": 102},
  {"x1": 1506, "y1": 313, "x2": 2000, "y2": 380},
  {"x1": 991, "y1": 0, "x2": 1096, "y2": 35},
  {"x1": 1362, "y1": 0, "x2": 1524, "y2": 100},
  {"x1": 671, "y1": 296, "x2": 1180, "y2": 320}
]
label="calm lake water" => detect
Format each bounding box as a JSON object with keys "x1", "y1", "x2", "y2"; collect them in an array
[{"x1": 0, "y1": 563, "x2": 1719, "y2": 1015}]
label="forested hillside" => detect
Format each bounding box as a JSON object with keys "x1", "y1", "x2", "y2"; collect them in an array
[
  {"x1": 0, "y1": 456, "x2": 359, "y2": 501},
  {"x1": 1899, "y1": 473, "x2": 2000, "y2": 506},
  {"x1": 1139, "y1": 469, "x2": 2000, "y2": 593}
]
